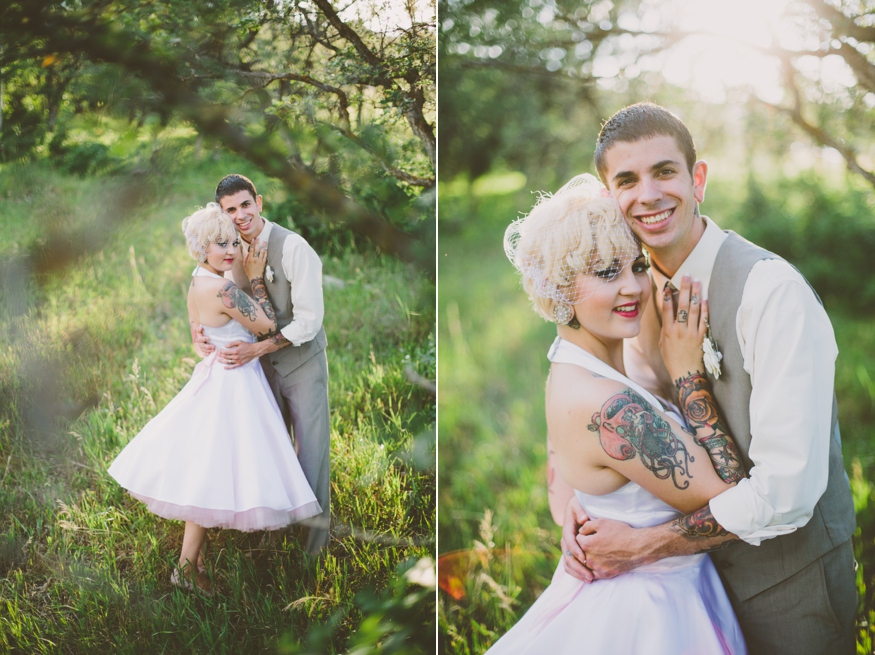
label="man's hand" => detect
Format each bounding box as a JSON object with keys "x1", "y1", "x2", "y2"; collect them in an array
[
  {"x1": 576, "y1": 518, "x2": 658, "y2": 580},
  {"x1": 193, "y1": 324, "x2": 215, "y2": 358},
  {"x1": 219, "y1": 340, "x2": 264, "y2": 369},
  {"x1": 561, "y1": 496, "x2": 594, "y2": 582}
]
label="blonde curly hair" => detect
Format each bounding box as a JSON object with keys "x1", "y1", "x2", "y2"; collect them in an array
[
  {"x1": 181, "y1": 203, "x2": 238, "y2": 262},
  {"x1": 505, "y1": 174, "x2": 640, "y2": 323}
]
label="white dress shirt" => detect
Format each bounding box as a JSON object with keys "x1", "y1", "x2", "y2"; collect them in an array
[
  {"x1": 625, "y1": 217, "x2": 837, "y2": 545},
  {"x1": 238, "y1": 219, "x2": 325, "y2": 346}
]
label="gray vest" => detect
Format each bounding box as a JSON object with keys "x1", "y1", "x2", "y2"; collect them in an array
[
  {"x1": 260, "y1": 223, "x2": 327, "y2": 377},
  {"x1": 706, "y1": 231, "x2": 855, "y2": 600}
]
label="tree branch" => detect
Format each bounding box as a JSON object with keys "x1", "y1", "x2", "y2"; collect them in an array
[
  {"x1": 311, "y1": 0, "x2": 385, "y2": 71},
  {"x1": 11, "y1": 1, "x2": 425, "y2": 267},
  {"x1": 805, "y1": 0, "x2": 875, "y2": 44},
  {"x1": 770, "y1": 57, "x2": 875, "y2": 190},
  {"x1": 309, "y1": 0, "x2": 435, "y2": 165},
  {"x1": 338, "y1": 128, "x2": 434, "y2": 187},
  {"x1": 836, "y1": 41, "x2": 875, "y2": 95},
  {"x1": 240, "y1": 70, "x2": 352, "y2": 131}
]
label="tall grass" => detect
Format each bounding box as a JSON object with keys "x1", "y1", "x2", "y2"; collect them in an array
[
  {"x1": 0, "y1": 142, "x2": 435, "y2": 653},
  {"x1": 437, "y1": 173, "x2": 875, "y2": 654}
]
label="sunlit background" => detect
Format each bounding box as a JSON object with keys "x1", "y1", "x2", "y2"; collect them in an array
[
  {"x1": 0, "y1": 1, "x2": 436, "y2": 652},
  {"x1": 438, "y1": 0, "x2": 875, "y2": 652}
]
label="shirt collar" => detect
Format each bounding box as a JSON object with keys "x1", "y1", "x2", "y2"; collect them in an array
[
  {"x1": 243, "y1": 217, "x2": 272, "y2": 244},
  {"x1": 650, "y1": 216, "x2": 726, "y2": 298}
]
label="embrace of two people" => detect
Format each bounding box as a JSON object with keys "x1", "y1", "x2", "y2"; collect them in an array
[
  {"x1": 491, "y1": 103, "x2": 857, "y2": 655},
  {"x1": 108, "y1": 174, "x2": 330, "y2": 593}
]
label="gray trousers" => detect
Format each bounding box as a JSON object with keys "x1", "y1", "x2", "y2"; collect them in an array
[
  {"x1": 725, "y1": 539, "x2": 857, "y2": 655},
  {"x1": 263, "y1": 349, "x2": 330, "y2": 553}
]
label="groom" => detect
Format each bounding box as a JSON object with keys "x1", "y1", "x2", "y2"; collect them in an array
[
  {"x1": 203, "y1": 174, "x2": 330, "y2": 554},
  {"x1": 561, "y1": 104, "x2": 857, "y2": 654}
]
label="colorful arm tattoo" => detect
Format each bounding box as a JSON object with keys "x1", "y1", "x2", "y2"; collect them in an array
[
  {"x1": 588, "y1": 387, "x2": 695, "y2": 490},
  {"x1": 248, "y1": 276, "x2": 276, "y2": 323},
  {"x1": 217, "y1": 281, "x2": 259, "y2": 322},
  {"x1": 674, "y1": 372, "x2": 744, "y2": 484},
  {"x1": 671, "y1": 506, "x2": 734, "y2": 551},
  {"x1": 265, "y1": 331, "x2": 290, "y2": 347}
]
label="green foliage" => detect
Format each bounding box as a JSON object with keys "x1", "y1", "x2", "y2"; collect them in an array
[
  {"x1": 437, "y1": 176, "x2": 875, "y2": 653},
  {"x1": 0, "y1": 156, "x2": 435, "y2": 653},
  {"x1": 279, "y1": 557, "x2": 436, "y2": 655},
  {"x1": 0, "y1": 65, "x2": 49, "y2": 163},
  {"x1": 0, "y1": 0, "x2": 434, "y2": 198},
  {"x1": 51, "y1": 139, "x2": 117, "y2": 177},
  {"x1": 725, "y1": 174, "x2": 875, "y2": 312}
]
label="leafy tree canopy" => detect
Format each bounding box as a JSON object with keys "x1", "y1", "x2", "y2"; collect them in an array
[{"x1": 0, "y1": 0, "x2": 435, "y2": 268}]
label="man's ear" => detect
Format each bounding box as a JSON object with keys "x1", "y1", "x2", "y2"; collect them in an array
[
  {"x1": 256, "y1": 194, "x2": 264, "y2": 213},
  {"x1": 692, "y1": 160, "x2": 708, "y2": 204}
]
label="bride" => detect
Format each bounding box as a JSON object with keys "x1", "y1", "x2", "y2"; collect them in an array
[
  {"x1": 109, "y1": 204, "x2": 320, "y2": 593},
  {"x1": 489, "y1": 174, "x2": 747, "y2": 654}
]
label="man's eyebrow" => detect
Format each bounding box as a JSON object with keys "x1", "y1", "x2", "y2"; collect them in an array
[
  {"x1": 611, "y1": 159, "x2": 682, "y2": 183},
  {"x1": 611, "y1": 169, "x2": 636, "y2": 183},
  {"x1": 651, "y1": 159, "x2": 681, "y2": 171}
]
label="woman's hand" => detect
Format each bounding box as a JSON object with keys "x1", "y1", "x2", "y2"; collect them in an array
[
  {"x1": 659, "y1": 276, "x2": 708, "y2": 381},
  {"x1": 561, "y1": 496, "x2": 594, "y2": 583},
  {"x1": 243, "y1": 239, "x2": 269, "y2": 280},
  {"x1": 192, "y1": 324, "x2": 215, "y2": 358}
]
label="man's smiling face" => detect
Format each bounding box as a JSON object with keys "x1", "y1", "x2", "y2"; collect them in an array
[
  {"x1": 602, "y1": 135, "x2": 707, "y2": 267},
  {"x1": 218, "y1": 190, "x2": 265, "y2": 242}
]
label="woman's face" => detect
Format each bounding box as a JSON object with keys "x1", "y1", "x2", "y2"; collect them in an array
[
  {"x1": 571, "y1": 253, "x2": 651, "y2": 342},
  {"x1": 204, "y1": 237, "x2": 239, "y2": 273}
]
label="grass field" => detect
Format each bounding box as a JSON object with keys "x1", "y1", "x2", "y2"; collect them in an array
[
  {"x1": 437, "y1": 173, "x2": 875, "y2": 654},
  {"x1": 0, "y1": 142, "x2": 435, "y2": 653}
]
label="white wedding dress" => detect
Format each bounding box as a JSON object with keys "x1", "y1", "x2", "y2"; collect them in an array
[
  {"x1": 108, "y1": 266, "x2": 321, "y2": 532},
  {"x1": 485, "y1": 337, "x2": 746, "y2": 655}
]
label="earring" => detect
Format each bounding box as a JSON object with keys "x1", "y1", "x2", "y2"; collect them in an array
[
  {"x1": 198, "y1": 251, "x2": 207, "y2": 263},
  {"x1": 553, "y1": 303, "x2": 574, "y2": 325}
]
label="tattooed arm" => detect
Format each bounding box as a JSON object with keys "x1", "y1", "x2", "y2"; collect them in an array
[
  {"x1": 216, "y1": 322, "x2": 291, "y2": 370},
  {"x1": 568, "y1": 505, "x2": 738, "y2": 583},
  {"x1": 674, "y1": 371, "x2": 744, "y2": 484},
  {"x1": 568, "y1": 387, "x2": 740, "y2": 580},
  {"x1": 248, "y1": 276, "x2": 277, "y2": 330},
  {"x1": 655, "y1": 277, "x2": 743, "y2": 549},
  {"x1": 561, "y1": 278, "x2": 743, "y2": 582},
  {"x1": 585, "y1": 381, "x2": 740, "y2": 556},
  {"x1": 550, "y1": 350, "x2": 740, "y2": 519},
  {"x1": 216, "y1": 280, "x2": 277, "y2": 339},
  {"x1": 551, "y1": 371, "x2": 741, "y2": 583},
  {"x1": 241, "y1": 239, "x2": 277, "y2": 331}
]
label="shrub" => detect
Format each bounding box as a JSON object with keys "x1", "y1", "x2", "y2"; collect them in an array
[{"x1": 729, "y1": 174, "x2": 875, "y2": 313}]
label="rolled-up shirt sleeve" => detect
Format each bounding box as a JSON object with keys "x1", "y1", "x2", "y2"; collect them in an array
[
  {"x1": 709, "y1": 260, "x2": 837, "y2": 545},
  {"x1": 278, "y1": 233, "x2": 324, "y2": 346}
]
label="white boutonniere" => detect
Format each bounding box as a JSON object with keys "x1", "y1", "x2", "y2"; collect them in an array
[
  {"x1": 702, "y1": 321, "x2": 723, "y2": 379},
  {"x1": 265, "y1": 264, "x2": 275, "y2": 283}
]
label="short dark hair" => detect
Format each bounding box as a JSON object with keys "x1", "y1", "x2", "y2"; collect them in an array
[
  {"x1": 594, "y1": 103, "x2": 697, "y2": 182},
  {"x1": 215, "y1": 174, "x2": 258, "y2": 203}
]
